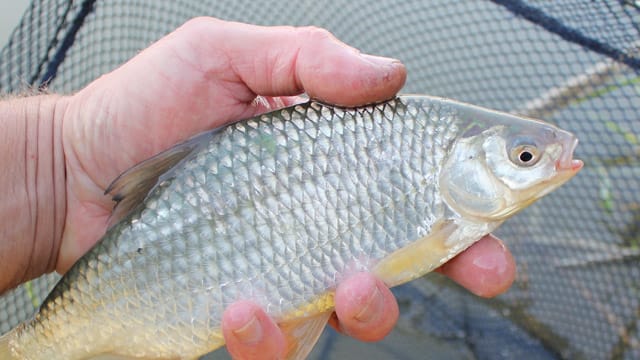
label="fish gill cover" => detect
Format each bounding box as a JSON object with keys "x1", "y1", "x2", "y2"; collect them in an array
[{"x1": 0, "y1": 1, "x2": 638, "y2": 359}]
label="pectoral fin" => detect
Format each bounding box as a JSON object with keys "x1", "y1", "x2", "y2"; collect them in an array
[
  {"x1": 279, "y1": 311, "x2": 332, "y2": 360},
  {"x1": 373, "y1": 220, "x2": 459, "y2": 287},
  {"x1": 104, "y1": 129, "x2": 217, "y2": 226}
]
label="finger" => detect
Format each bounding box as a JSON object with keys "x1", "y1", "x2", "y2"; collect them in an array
[
  {"x1": 331, "y1": 272, "x2": 399, "y2": 342},
  {"x1": 172, "y1": 17, "x2": 407, "y2": 107},
  {"x1": 215, "y1": 22, "x2": 406, "y2": 106},
  {"x1": 437, "y1": 234, "x2": 516, "y2": 298},
  {"x1": 222, "y1": 300, "x2": 286, "y2": 360},
  {"x1": 76, "y1": 17, "x2": 406, "y2": 170}
]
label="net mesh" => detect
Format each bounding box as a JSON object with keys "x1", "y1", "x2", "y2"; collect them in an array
[{"x1": 1, "y1": 1, "x2": 639, "y2": 359}]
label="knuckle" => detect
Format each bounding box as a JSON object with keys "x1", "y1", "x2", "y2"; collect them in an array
[
  {"x1": 177, "y1": 16, "x2": 221, "y2": 38},
  {"x1": 296, "y1": 26, "x2": 335, "y2": 43}
]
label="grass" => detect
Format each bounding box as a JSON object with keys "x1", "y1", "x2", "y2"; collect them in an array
[{"x1": 24, "y1": 280, "x2": 40, "y2": 309}]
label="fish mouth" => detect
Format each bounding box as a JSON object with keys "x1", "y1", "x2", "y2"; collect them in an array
[
  {"x1": 516, "y1": 134, "x2": 582, "y2": 211},
  {"x1": 556, "y1": 134, "x2": 583, "y2": 173}
]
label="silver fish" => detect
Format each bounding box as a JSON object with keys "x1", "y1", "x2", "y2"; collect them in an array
[{"x1": 0, "y1": 95, "x2": 582, "y2": 359}]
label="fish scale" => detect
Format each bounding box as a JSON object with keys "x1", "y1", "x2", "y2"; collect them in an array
[{"x1": 1, "y1": 96, "x2": 581, "y2": 359}]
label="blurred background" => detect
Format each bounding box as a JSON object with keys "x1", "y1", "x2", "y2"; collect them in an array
[{"x1": 0, "y1": 2, "x2": 30, "y2": 45}]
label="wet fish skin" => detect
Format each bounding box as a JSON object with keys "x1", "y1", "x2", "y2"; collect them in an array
[{"x1": 0, "y1": 95, "x2": 581, "y2": 359}]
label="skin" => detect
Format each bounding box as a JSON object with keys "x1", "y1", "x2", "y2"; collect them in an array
[{"x1": 0, "y1": 17, "x2": 515, "y2": 359}]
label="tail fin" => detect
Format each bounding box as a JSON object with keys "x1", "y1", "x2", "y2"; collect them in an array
[{"x1": 0, "y1": 331, "x2": 15, "y2": 359}]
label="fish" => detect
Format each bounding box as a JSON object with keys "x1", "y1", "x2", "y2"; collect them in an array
[{"x1": 0, "y1": 95, "x2": 582, "y2": 359}]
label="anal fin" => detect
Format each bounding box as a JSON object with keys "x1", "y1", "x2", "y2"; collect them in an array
[
  {"x1": 279, "y1": 311, "x2": 332, "y2": 360},
  {"x1": 373, "y1": 220, "x2": 459, "y2": 287}
]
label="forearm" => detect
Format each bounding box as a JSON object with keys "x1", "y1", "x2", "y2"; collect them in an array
[{"x1": 0, "y1": 95, "x2": 68, "y2": 294}]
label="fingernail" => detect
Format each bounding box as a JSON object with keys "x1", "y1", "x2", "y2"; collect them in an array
[
  {"x1": 232, "y1": 314, "x2": 263, "y2": 345},
  {"x1": 472, "y1": 240, "x2": 508, "y2": 275},
  {"x1": 360, "y1": 53, "x2": 402, "y2": 68},
  {"x1": 355, "y1": 284, "x2": 384, "y2": 323}
]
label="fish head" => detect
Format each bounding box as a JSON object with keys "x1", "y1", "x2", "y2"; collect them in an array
[{"x1": 440, "y1": 112, "x2": 582, "y2": 222}]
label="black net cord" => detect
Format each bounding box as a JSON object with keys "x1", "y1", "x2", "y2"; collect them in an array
[
  {"x1": 35, "y1": 0, "x2": 97, "y2": 88},
  {"x1": 490, "y1": 0, "x2": 640, "y2": 71}
]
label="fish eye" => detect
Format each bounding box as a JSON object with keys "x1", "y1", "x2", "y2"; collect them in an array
[{"x1": 509, "y1": 143, "x2": 540, "y2": 167}]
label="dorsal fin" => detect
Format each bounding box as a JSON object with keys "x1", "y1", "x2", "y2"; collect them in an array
[{"x1": 104, "y1": 129, "x2": 217, "y2": 226}]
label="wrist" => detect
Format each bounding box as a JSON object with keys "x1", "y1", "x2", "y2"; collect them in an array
[{"x1": 0, "y1": 94, "x2": 70, "y2": 293}]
